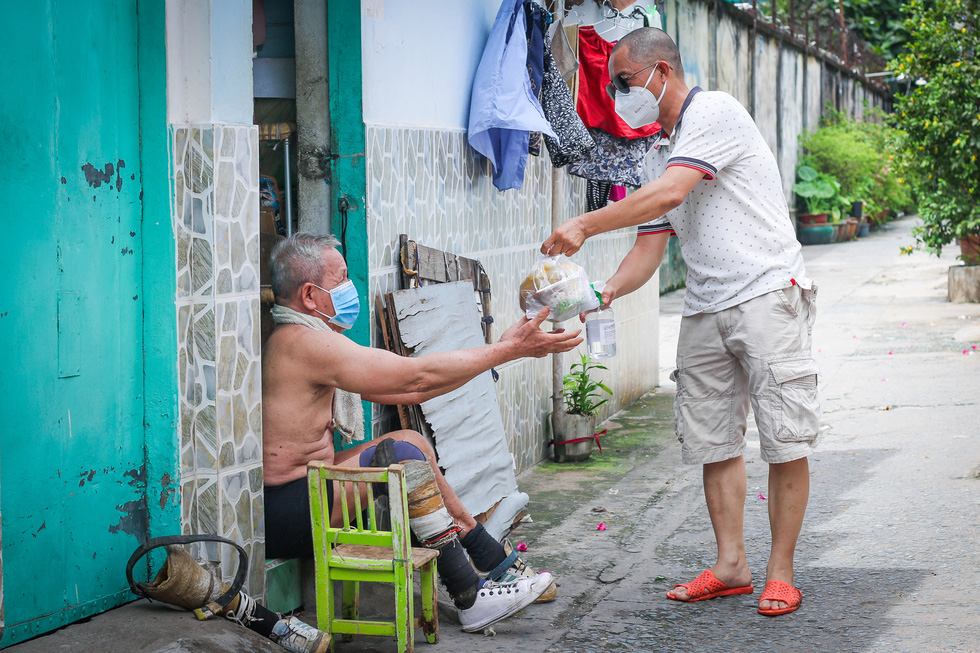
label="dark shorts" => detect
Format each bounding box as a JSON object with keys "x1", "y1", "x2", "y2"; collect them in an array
[
  {"x1": 263, "y1": 441, "x2": 426, "y2": 559},
  {"x1": 264, "y1": 477, "x2": 329, "y2": 559}
]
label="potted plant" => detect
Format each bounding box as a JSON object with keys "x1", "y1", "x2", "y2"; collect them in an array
[
  {"x1": 552, "y1": 354, "x2": 613, "y2": 463},
  {"x1": 793, "y1": 165, "x2": 836, "y2": 224}
]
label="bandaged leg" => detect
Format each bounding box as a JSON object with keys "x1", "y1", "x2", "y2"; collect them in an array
[
  {"x1": 405, "y1": 459, "x2": 458, "y2": 548},
  {"x1": 403, "y1": 459, "x2": 480, "y2": 608}
]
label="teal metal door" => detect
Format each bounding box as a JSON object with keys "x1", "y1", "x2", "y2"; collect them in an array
[{"x1": 0, "y1": 1, "x2": 173, "y2": 645}]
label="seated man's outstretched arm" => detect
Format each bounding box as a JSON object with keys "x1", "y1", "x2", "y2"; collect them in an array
[{"x1": 288, "y1": 307, "x2": 581, "y2": 400}]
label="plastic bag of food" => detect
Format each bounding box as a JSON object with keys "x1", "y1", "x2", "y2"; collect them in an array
[{"x1": 519, "y1": 255, "x2": 599, "y2": 322}]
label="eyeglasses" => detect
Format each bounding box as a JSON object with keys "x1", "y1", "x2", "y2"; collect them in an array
[{"x1": 605, "y1": 61, "x2": 672, "y2": 100}]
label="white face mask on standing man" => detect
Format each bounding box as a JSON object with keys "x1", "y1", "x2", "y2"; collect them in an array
[{"x1": 611, "y1": 60, "x2": 670, "y2": 129}]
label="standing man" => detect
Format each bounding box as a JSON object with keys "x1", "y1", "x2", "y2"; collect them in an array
[{"x1": 542, "y1": 28, "x2": 819, "y2": 616}]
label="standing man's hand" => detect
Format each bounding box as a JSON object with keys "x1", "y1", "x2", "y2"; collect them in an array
[
  {"x1": 579, "y1": 280, "x2": 620, "y2": 322},
  {"x1": 542, "y1": 217, "x2": 590, "y2": 256},
  {"x1": 499, "y1": 308, "x2": 583, "y2": 358}
]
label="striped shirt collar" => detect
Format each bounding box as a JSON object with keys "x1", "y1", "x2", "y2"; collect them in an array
[{"x1": 654, "y1": 86, "x2": 703, "y2": 148}]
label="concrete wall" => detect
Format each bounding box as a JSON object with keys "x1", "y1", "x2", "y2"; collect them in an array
[
  {"x1": 361, "y1": 0, "x2": 495, "y2": 129},
  {"x1": 360, "y1": 2, "x2": 661, "y2": 474}
]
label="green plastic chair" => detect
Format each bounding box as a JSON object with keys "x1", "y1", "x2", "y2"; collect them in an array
[{"x1": 308, "y1": 462, "x2": 439, "y2": 652}]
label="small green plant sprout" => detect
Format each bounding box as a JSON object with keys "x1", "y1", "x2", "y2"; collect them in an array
[
  {"x1": 562, "y1": 354, "x2": 613, "y2": 416},
  {"x1": 793, "y1": 165, "x2": 840, "y2": 216}
]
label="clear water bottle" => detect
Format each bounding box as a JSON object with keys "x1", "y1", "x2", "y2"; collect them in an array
[{"x1": 586, "y1": 288, "x2": 616, "y2": 359}]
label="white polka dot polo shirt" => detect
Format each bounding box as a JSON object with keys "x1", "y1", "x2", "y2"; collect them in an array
[{"x1": 638, "y1": 87, "x2": 811, "y2": 317}]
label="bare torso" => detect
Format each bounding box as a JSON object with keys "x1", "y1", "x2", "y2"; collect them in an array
[{"x1": 262, "y1": 325, "x2": 338, "y2": 486}]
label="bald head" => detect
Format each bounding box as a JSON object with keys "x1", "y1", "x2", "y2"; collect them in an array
[{"x1": 612, "y1": 27, "x2": 684, "y2": 76}]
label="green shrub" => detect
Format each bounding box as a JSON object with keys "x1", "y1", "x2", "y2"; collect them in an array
[
  {"x1": 799, "y1": 119, "x2": 880, "y2": 198},
  {"x1": 888, "y1": 0, "x2": 980, "y2": 256},
  {"x1": 798, "y1": 106, "x2": 916, "y2": 226}
]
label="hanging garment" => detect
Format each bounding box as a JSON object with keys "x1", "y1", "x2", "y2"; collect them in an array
[
  {"x1": 541, "y1": 35, "x2": 595, "y2": 168},
  {"x1": 587, "y1": 179, "x2": 612, "y2": 212},
  {"x1": 567, "y1": 126, "x2": 660, "y2": 187},
  {"x1": 609, "y1": 185, "x2": 627, "y2": 201},
  {"x1": 575, "y1": 26, "x2": 661, "y2": 140},
  {"x1": 525, "y1": 1, "x2": 547, "y2": 100},
  {"x1": 468, "y1": 0, "x2": 558, "y2": 191},
  {"x1": 525, "y1": 0, "x2": 549, "y2": 157},
  {"x1": 551, "y1": 13, "x2": 579, "y2": 82}
]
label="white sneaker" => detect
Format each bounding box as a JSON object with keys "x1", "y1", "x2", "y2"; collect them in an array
[
  {"x1": 269, "y1": 615, "x2": 331, "y2": 653},
  {"x1": 459, "y1": 573, "x2": 553, "y2": 633},
  {"x1": 497, "y1": 538, "x2": 558, "y2": 603}
]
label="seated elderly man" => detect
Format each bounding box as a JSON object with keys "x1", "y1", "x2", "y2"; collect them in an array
[{"x1": 263, "y1": 233, "x2": 581, "y2": 633}]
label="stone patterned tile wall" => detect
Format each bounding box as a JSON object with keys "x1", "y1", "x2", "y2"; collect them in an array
[
  {"x1": 171, "y1": 124, "x2": 265, "y2": 596},
  {"x1": 364, "y1": 124, "x2": 661, "y2": 475}
]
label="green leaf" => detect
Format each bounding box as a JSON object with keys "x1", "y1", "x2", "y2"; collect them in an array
[{"x1": 796, "y1": 165, "x2": 819, "y2": 181}]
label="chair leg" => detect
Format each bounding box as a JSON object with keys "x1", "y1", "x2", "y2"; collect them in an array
[
  {"x1": 342, "y1": 580, "x2": 359, "y2": 642},
  {"x1": 317, "y1": 570, "x2": 334, "y2": 652},
  {"x1": 394, "y1": 563, "x2": 413, "y2": 653},
  {"x1": 420, "y1": 560, "x2": 439, "y2": 644}
]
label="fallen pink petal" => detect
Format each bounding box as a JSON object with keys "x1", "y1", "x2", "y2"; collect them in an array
[
  {"x1": 597, "y1": 523, "x2": 606, "y2": 531},
  {"x1": 516, "y1": 542, "x2": 528, "y2": 552},
  {"x1": 902, "y1": 322, "x2": 907, "y2": 327},
  {"x1": 881, "y1": 378, "x2": 887, "y2": 382},
  {"x1": 758, "y1": 492, "x2": 767, "y2": 500},
  {"x1": 888, "y1": 350, "x2": 893, "y2": 355}
]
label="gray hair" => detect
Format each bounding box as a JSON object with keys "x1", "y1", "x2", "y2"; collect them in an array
[
  {"x1": 269, "y1": 232, "x2": 342, "y2": 301},
  {"x1": 612, "y1": 27, "x2": 684, "y2": 77}
]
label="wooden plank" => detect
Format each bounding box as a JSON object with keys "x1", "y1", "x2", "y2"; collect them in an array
[
  {"x1": 399, "y1": 234, "x2": 493, "y2": 344},
  {"x1": 375, "y1": 294, "x2": 412, "y2": 431},
  {"x1": 388, "y1": 282, "x2": 522, "y2": 518}
]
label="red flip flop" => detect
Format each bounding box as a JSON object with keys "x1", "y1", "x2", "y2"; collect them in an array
[
  {"x1": 757, "y1": 579, "x2": 802, "y2": 616},
  {"x1": 666, "y1": 569, "x2": 754, "y2": 602}
]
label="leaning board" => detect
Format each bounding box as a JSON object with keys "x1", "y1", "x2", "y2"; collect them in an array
[{"x1": 387, "y1": 281, "x2": 523, "y2": 519}]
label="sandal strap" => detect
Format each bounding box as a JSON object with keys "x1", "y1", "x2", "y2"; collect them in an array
[
  {"x1": 760, "y1": 580, "x2": 801, "y2": 604},
  {"x1": 674, "y1": 570, "x2": 725, "y2": 598}
]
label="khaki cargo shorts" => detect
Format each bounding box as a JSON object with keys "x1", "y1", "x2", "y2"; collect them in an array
[{"x1": 670, "y1": 284, "x2": 820, "y2": 465}]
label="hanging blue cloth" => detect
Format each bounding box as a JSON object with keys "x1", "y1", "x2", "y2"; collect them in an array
[{"x1": 468, "y1": 0, "x2": 558, "y2": 191}]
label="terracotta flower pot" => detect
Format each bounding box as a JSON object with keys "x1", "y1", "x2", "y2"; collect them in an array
[
  {"x1": 959, "y1": 235, "x2": 980, "y2": 266},
  {"x1": 798, "y1": 213, "x2": 829, "y2": 225}
]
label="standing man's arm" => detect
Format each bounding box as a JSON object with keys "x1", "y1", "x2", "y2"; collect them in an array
[
  {"x1": 542, "y1": 165, "x2": 704, "y2": 256},
  {"x1": 601, "y1": 233, "x2": 671, "y2": 305}
]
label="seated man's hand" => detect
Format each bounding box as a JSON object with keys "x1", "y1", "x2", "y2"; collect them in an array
[{"x1": 499, "y1": 307, "x2": 583, "y2": 358}]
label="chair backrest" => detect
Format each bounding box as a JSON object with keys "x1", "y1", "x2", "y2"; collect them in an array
[{"x1": 307, "y1": 462, "x2": 411, "y2": 560}]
